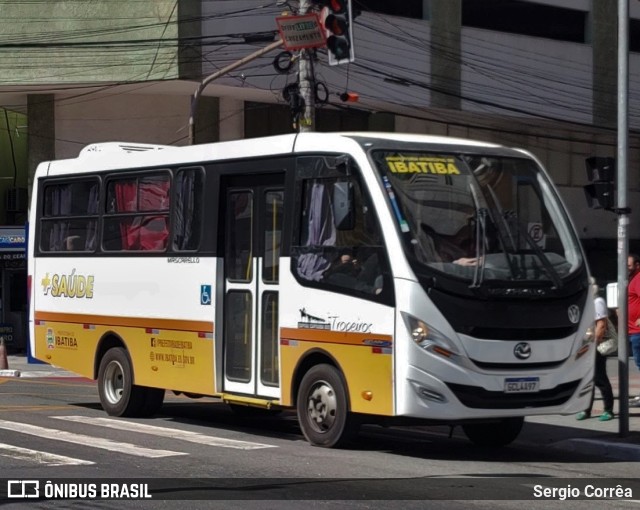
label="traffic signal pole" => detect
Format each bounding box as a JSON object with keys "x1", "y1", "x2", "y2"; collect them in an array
[
  {"x1": 188, "y1": 38, "x2": 284, "y2": 145},
  {"x1": 616, "y1": 0, "x2": 630, "y2": 438},
  {"x1": 189, "y1": 0, "x2": 352, "y2": 139},
  {"x1": 298, "y1": 0, "x2": 315, "y2": 132}
]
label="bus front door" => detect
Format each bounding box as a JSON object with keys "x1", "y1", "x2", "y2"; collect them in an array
[{"x1": 220, "y1": 174, "x2": 284, "y2": 400}]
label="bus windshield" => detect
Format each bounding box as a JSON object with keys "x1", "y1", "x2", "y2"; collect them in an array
[{"x1": 371, "y1": 150, "x2": 583, "y2": 289}]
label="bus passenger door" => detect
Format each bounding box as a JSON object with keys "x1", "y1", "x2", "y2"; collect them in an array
[{"x1": 220, "y1": 174, "x2": 284, "y2": 400}]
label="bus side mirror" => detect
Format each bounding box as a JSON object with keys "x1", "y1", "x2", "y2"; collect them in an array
[{"x1": 333, "y1": 181, "x2": 355, "y2": 230}]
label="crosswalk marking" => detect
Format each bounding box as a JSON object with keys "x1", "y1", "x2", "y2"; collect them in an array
[
  {"x1": 0, "y1": 442, "x2": 94, "y2": 466},
  {"x1": 54, "y1": 415, "x2": 277, "y2": 450},
  {"x1": 0, "y1": 419, "x2": 186, "y2": 458}
]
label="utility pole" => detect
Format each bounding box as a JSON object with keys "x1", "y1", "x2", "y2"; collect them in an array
[
  {"x1": 189, "y1": 0, "x2": 330, "y2": 141},
  {"x1": 297, "y1": 0, "x2": 315, "y2": 132},
  {"x1": 188, "y1": 39, "x2": 284, "y2": 145},
  {"x1": 616, "y1": 0, "x2": 630, "y2": 438}
]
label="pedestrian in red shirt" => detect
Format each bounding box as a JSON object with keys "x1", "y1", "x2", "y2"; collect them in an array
[{"x1": 628, "y1": 253, "x2": 640, "y2": 407}]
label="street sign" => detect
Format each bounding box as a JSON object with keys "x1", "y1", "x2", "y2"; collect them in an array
[{"x1": 276, "y1": 13, "x2": 326, "y2": 51}]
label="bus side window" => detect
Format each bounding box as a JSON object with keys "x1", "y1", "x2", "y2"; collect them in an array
[
  {"x1": 102, "y1": 220, "x2": 123, "y2": 251},
  {"x1": 293, "y1": 175, "x2": 387, "y2": 299},
  {"x1": 40, "y1": 180, "x2": 99, "y2": 252},
  {"x1": 139, "y1": 217, "x2": 169, "y2": 251},
  {"x1": 295, "y1": 180, "x2": 335, "y2": 282},
  {"x1": 103, "y1": 173, "x2": 170, "y2": 252},
  {"x1": 64, "y1": 235, "x2": 83, "y2": 251},
  {"x1": 172, "y1": 167, "x2": 204, "y2": 251}
]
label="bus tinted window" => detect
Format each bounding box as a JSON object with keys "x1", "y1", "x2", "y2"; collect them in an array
[
  {"x1": 371, "y1": 150, "x2": 582, "y2": 284},
  {"x1": 225, "y1": 190, "x2": 253, "y2": 281},
  {"x1": 172, "y1": 167, "x2": 204, "y2": 251},
  {"x1": 263, "y1": 190, "x2": 283, "y2": 283},
  {"x1": 103, "y1": 173, "x2": 170, "y2": 251},
  {"x1": 293, "y1": 175, "x2": 386, "y2": 298},
  {"x1": 40, "y1": 179, "x2": 99, "y2": 252}
]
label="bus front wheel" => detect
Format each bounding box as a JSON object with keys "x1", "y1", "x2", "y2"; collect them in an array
[
  {"x1": 462, "y1": 417, "x2": 524, "y2": 447},
  {"x1": 98, "y1": 347, "x2": 147, "y2": 417},
  {"x1": 296, "y1": 364, "x2": 358, "y2": 448}
]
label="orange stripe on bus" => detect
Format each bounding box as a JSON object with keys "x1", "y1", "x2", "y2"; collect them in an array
[
  {"x1": 34, "y1": 311, "x2": 213, "y2": 333},
  {"x1": 280, "y1": 327, "x2": 392, "y2": 346}
]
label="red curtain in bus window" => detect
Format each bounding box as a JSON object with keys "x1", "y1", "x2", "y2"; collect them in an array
[
  {"x1": 139, "y1": 216, "x2": 169, "y2": 250},
  {"x1": 114, "y1": 180, "x2": 138, "y2": 212},
  {"x1": 139, "y1": 177, "x2": 170, "y2": 211},
  {"x1": 114, "y1": 181, "x2": 139, "y2": 249},
  {"x1": 114, "y1": 177, "x2": 169, "y2": 251},
  {"x1": 138, "y1": 177, "x2": 169, "y2": 250}
]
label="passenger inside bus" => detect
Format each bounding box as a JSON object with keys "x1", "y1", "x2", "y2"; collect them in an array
[
  {"x1": 322, "y1": 249, "x2": 383, "y2": 295},
  {"x1": 324, "y1": 250, "x2": 360, "y2": 278},
  {"x1": 419, "y1": 222, "x2": 476, "y2": 264},
  {"x1": 294, "y1": 176, "x2": 387, "y2": 296},
  {"x1": 64, "y1": 235, "x2": 84, "y2": 251}
]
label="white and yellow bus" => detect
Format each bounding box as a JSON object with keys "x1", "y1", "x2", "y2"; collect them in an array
[{"x1": 28, "y1": 132, "x2": 595, "y2": 448}]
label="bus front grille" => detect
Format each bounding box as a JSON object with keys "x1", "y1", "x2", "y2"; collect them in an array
[
  {"x1": 471, "y1": 359, "x2": 568, "y2": 370},
  {"x1": 464, "y1": 326, "x2": 575, "y2": 340},
  {"x1": 446, "y1": 380, "x2": 580, "y2": 409}
]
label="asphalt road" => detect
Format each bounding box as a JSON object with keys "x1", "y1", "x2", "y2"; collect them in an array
[{"x1": 1, "y1": 373, "x2": 640, "y2": 509}]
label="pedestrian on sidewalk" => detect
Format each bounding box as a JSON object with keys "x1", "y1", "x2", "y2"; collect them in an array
[
  {"x1": 628, "y1": 253, "x2": 640, "y2": 407},
  {"x1": 577, "y1": 280, "x2": 615, "y2": 422}
]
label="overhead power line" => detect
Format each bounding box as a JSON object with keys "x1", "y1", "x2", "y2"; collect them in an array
[{"x1": 2, "y1": 2, "x2": 640, "y2": 149}]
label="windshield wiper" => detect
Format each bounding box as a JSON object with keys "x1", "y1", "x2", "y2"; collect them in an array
[
  {"x1": 470, "y1": 208, "x2": 488, "y2": 288},
  {"x1": 504, "y1": 210, "x2": 563, "y2": 289},
  {"x1": 481, "y1": 184, "x2": 522, "y2": 281},
  {"x1": 468, "y1": 161, "x2": 520, "y2": 284},
  {"x1": 485, "y1": 182, "x2": 561, "y2": 287},
  {"x1": 467, "y1": 180, "x2": 487, "y2": 288}
]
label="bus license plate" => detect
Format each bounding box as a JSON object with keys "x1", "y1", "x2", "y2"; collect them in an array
[{"x1": 504, "y1": 377, "x2": 539, "y2": 393}]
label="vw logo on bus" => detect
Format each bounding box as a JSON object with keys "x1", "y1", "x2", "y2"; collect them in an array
[
  {"x1": 514, "y1": 342, "x2": 532, "y2": 360},
  {"x1": 567, "y1": 305, "x2": 580, "y2": 324}
]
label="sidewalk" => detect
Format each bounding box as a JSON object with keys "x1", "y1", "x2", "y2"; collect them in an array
[
  {"x1": 1, "y1": 353, "x2": 639, "y2": 459},
  {"x1": 1, "y1": 353, "x2": 81, "y2": 378},
  {"x1": 522, "y1": 357, "x2": 640, "y2": 460}
]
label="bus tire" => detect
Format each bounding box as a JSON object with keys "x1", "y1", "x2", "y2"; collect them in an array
[
  {"x1": 296, "y1": 364, "x2": 358, "y2": 448},
  {"x1": 462, "y1": 417, "x2": 524, "y2": 447},
  {"x1": 97, "y1": 347, "x2": 146, "y2": 417}
]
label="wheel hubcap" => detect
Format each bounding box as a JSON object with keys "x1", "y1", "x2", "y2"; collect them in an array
[
  {"x1": 103, "y1": 360, "x2": 125, "y2": 404},
  {"x1": 306, "y1": 380, "x2": 337, "y2": 433}
]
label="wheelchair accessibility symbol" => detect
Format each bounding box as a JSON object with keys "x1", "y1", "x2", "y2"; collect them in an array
[{"x1": 201, "y1": 285, "x2": 212, "y2": 305}]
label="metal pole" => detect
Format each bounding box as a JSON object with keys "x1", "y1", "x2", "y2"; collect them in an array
[
  {"x1": 298, "y1": 0, "x2": 314, "y2": 132},
  {"x1": 188, "y1": 38, "x2": 284, "y2": 145},
  {"x1": 617, "y1": 0, "x2": 630, "y2": 438}
]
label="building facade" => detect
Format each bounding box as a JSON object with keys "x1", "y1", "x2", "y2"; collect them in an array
[{"x1": 0, "y1": 0, "x2": 639, "y2": 347}]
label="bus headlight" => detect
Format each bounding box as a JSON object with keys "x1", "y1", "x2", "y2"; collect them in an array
[
  {"x1": 575, "y1": 325, "x2": 594, "y2": 360},
  {"x1": 401, "y1": 312, "x2": 459, "y2": 358}
]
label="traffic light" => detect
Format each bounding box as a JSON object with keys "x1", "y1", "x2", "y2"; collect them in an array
[
  {"x1": 323, "y1": 0, "x2": 354, "y2": 66},
  {"x1": 584, "y1": 156, "x2": 615, "y2": 210},
  {"x1": 339, "y1": 91, "x2": 359, "y2": 102}
]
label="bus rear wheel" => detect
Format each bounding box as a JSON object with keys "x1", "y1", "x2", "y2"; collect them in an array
[
  {"x1": 98, "y1": 347, "x2": 156, "y2": 417},
  {"x1": 296, "y1": 364, "x2": 358, "y2": 448},
  {"x1": 462, "y1": 417, "x2": 524, "y2": 447}
]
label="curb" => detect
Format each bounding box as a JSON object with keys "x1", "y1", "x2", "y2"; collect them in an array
[
  {"x1": 551, "y1": 437, "x2": 640, "y2": 461},
  {"x1": 0, "y1": 369, "x2": 21, "y2": 377}
]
